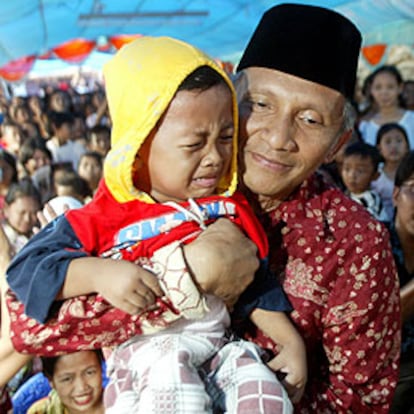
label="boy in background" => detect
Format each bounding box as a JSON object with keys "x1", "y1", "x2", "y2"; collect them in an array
[{"x1": 341, "y1": 141, "x2": 389, "y2": 222}]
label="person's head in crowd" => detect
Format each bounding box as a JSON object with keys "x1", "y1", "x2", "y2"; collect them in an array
[
  {"x1": 0, "y1": 120, "x2": 25, "y2": 156},
  {"x1": 10, "y1": 96, "x2": 25, "y2": 108},
  {"x1": 234, "y1": 3, "x2": 361, "y2": 207},
  {"x1": 87, "y1": 125, "x2": 111, "y2": 157},
  {"x1": 393, "y1": 150, "x2": 414, "y2": 236},
  {"x1": 49, "y1": 111, "x2": 74, "y2": 145},
  {"x1": 3, "y1": 178, "x2": 41, "y2": 238},
  {"x1": 21, "y1": 120, "x2": 42, "y2": 140},
  {"x1": 53, "y1": 168, "x2": 92, "y2": 203},
  {"x1": 376, "y1": 122, "x2": 410, "y2": 168},
  {"x1": 366, "y1": 65, "x2": 405, "y2": 111},
  {"x1": 72, "y1": 112, "x2": 88, "y2": 143},
  {"x1": 0, "y1": 148, "x2": 18, "y2": 196},
  {"x1": 37, "y1": 350, "x2": 104, "y2": 414},
  {"x1": 90, "y1": 89, "x2": 106, "y2": 110},
  {"x1": 341, "y1": 141, "x2": 382, "y2": 195},
  {"x1": 0, "y1": 98, "x2": 9, "y2": 119},
  {"x1": 77, "y1": 151, "x2": 103, "y2": 194},
  {"x1": 47, "y1": 89, "x2": 72, "y2": 113},
  {"x1": 18, "y1": 137, "x2": 52, "y2": 177},
  {"x1": 402, "y1": 79, "x2": 414, "y2": 110},
  {"x1": 27, "y1": 94, "x2": 46, "y2": 116},
  {"x1": 11, "y1": 103, "x2": 32, "y2": 124}
]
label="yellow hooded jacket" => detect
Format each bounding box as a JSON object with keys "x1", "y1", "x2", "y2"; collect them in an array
[{"x1": 103, "y1": 35, "x2": 239, "y2": 204}]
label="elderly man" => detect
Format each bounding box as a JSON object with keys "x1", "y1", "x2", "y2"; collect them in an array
[{"x1": 231, "y1": 4, "x2": 400, "y2": 413}]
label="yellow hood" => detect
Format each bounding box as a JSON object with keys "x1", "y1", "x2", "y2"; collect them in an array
[{"x1": 103, "y1": 36, "x2": 238, "y2": 203}]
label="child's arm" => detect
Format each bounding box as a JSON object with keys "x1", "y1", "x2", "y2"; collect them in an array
[
  {"x1": 63, "y1": 257, "x2": 163, "y2": 315},
  {"x1": 250, "y1": 308, "x2": 307, "y2": 403}
]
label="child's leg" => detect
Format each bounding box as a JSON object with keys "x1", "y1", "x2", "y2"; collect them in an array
[
  {"x1": 202, "y1": 339, "x2": 293, "y2": 414},
  {"x1": 104, "y1": 334, "x2": 224, "y2": 414}
]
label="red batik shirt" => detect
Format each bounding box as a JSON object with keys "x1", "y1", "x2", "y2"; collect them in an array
[{"x1": 243, "y1": 173, "x2": 401, "y2": 414}]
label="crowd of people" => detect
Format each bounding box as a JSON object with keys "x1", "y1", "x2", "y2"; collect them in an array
[{"x1": 0, "y1": 3, "x2": 413, "y2": 413}]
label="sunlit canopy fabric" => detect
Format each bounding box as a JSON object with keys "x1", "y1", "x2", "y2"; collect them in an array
[{"x1": 0, "y1": 0, "x2": 413, "y2": 80}]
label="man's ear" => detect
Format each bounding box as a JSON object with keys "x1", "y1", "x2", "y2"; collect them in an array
[
  {"x1": 392, "y1": 186, "x2": 400, "y2": 207},
  {"x1": 324, "y1": 130, "x2": 352, "y2": 164}
]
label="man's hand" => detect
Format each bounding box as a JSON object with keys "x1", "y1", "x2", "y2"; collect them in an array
[
  {"x1": 267, "y1": 338, "x2": 307, "y2": 403},
  {"x1": 183, "y1": 218, "x2": 259, "y2": 306}
]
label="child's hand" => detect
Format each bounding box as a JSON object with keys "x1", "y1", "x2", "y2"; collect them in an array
[
  {"x1": 95, "y1": 259, "x2": 163, "y2": 315},
  {"x1": 267, "y1": 337, "x2": 308, "y2": 403}
]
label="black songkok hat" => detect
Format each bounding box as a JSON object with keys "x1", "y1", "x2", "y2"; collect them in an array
[{"x1": 237, "y1": 3, "x2": 362, "y2": 100}]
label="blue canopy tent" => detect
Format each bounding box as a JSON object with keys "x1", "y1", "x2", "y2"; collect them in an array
[{"x1": 0, "y1": 0, "x2": 413, "y2": 80}]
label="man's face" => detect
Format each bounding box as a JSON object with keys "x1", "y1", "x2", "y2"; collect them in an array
[
  {"x1": 393, "y1": 173, "x2": 414, "y2": 238},
  {"x1": 236, "y1": 67, "x2": 348, "y2": 206},
  {"x1": 51, "y1": 351, "x2": 103, "y2": 413}
]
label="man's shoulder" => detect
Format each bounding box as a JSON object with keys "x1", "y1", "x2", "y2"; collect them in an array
[{"x1": 283, "y1": 180, "x2": 390, "y2": 243}]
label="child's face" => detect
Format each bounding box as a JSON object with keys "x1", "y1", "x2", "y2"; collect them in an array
[
  {"x1": 341, "y1": 155, "x2": 377, "y2": 195},
  {"x1": 90, "y1": 132, "x2": 110, "y2": 156},
  {"x1": 78, "y1": 156, "x2": 102, "y2": 188},
  {"x1": 2, "y1": 126, "x2": 23, "y2": 154},
  {"x1": 4, "y1": 195, "x2": 40, "y2": 236},
  {"x1": 56, "y1": 122, "x2": 73, "y2": 143},
  {"x1": 377, "y1": 129, "x2": 409, "y2": 164},
  {"x1": 24, "y1": 149, "x2": 51, "y2": 176},
  {"x1": 136, "y1": 84, "x2": 234, "y2": 203},
  {"x1": 370, "y1": 72, "x2": 402, "y2": 108}
]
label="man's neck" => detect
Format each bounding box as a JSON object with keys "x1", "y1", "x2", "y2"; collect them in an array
[{"x1": 240, "y1": 185, "x2": 283, "y2": 215}]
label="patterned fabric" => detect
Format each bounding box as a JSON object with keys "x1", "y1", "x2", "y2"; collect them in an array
[
  {"x1": 6, "y1": 190, "x2": 289, "y2": 356},
  {"x1": 104, "y1": 333, "x2": 292, "y2": 414},
  {"x1": 241, "y1": 173, "x2": 401, "y2": 413}
]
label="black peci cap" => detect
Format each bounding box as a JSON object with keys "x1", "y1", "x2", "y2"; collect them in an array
[{"x1": 237, "y1": 3, "x2": 362, "y2": 100}]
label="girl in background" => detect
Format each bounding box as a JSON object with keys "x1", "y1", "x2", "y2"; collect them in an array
[
  {"x1": 372, "y1": 123, "x2": 410, "y2": 220},
  {"x1": 358, "y1": 65, "x2": 414, "y2": 149},
  {"x1": 2, "y1": 179, "x2": 41, "y2": 254}
]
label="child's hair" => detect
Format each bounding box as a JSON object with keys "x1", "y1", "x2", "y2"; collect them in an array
[
  {"x1": 344, "y1": 141, "x2": 383, "y2": 171},
  {"x1": 18, "y1": 137, "x2": 52, "y2": 167},
  {"x1": 41, "y1": 349, "x2": 104, "y2": 380},
  {"x1": 1, "y1": 119, "x2": 21, "y2": 134},
  {"x1": 54, "y1": 169, "x2": 92, "y2": 200},
  {"x1": 395, "y1": 150, "x2": 414, "y2": 187},
  {"x1": 370, "y1": 65, "x2": 403, "y2": 88},
  {"x1": 0, "y1": 149, "x2": 18, "y2": 182},
  {"x1": 87, "y1": 125, "x2": 110, "y2": 141},
  {"x1": 5, "y1": 178, "x2": 42, "y2": 206},
  {"x1": 79, "y1": 151, "x2": 103, "y2": 168},
  {"x1": 375, "y1": 122, "x2": 409, "y2": 147},
  {"x1": 49, "y1": 111, "x2": 74, "y2": 130},
  {"x1": 177, "y1": 65, "x2": 229, "y2": 93}
]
